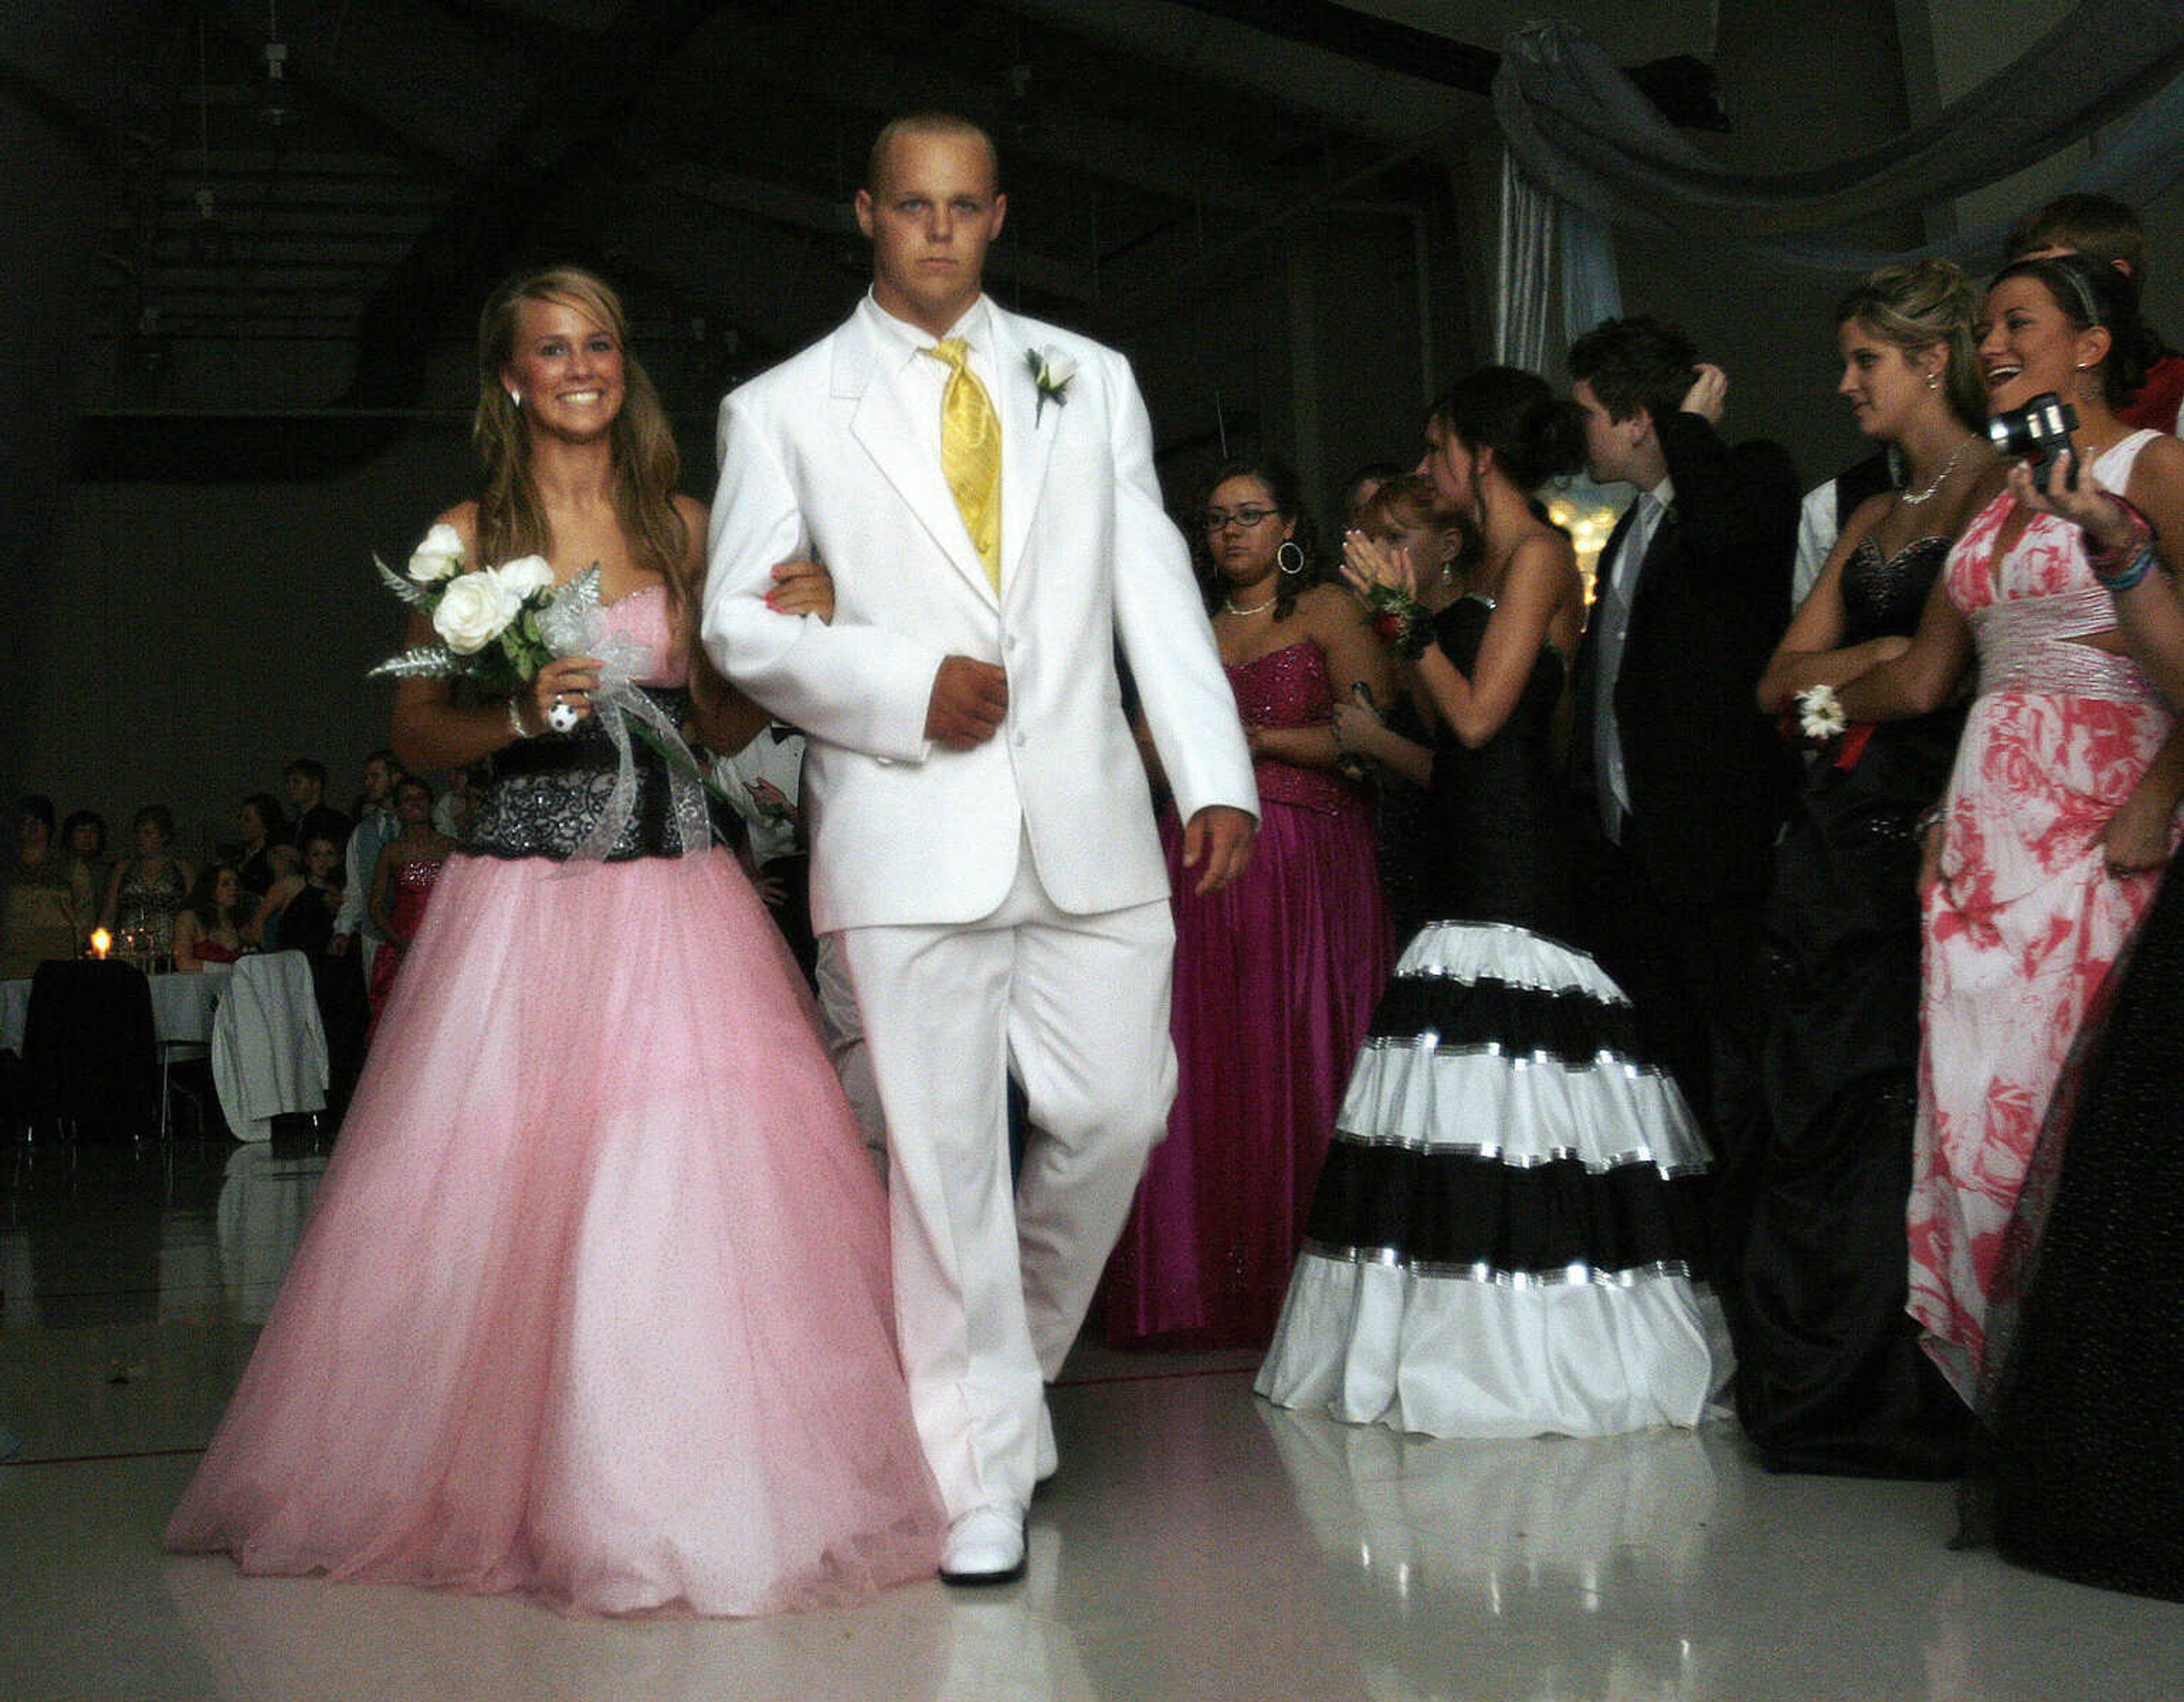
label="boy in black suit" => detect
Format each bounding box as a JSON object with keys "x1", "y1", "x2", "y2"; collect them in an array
[{"x1": 1565, "y1": 315, "x2": 1800, "y2": 1239}]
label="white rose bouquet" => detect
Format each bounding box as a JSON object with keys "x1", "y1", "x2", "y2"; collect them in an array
[
  {"x1": 369, "y1": 529, "x2": 565, "y2": 691},
  {"x1": 367, "y1": 528, "x2": 728, "y2": 860}
]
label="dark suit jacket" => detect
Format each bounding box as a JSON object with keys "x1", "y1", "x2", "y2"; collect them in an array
[{"x1": 1569, "y1": 410, "x2": 1801, "y2": 907}]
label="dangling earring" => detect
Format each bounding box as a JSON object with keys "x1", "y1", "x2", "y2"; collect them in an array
[
  {"x1": 508, "y1": 389, "x2": 522, "y2": 408},
  {"x1": 1925, "y1": 371, "x2": 1938, "y2": 391},
  {"x1": 1277, "y1": 539, "x2": 1306, "y2": 577}
]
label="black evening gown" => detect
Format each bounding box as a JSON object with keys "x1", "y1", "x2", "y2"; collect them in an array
[
  {"x1": 1258, "y1": 597, "x2": 1726, "y2": 1439},
  {"x1": 1734, "y1": 535, "x2": 1970, "y2": 1477},
  {"x1": 1981, "y1": 862, "x2": 2184, "y2": 1600},
  {"x1": 1371, "y1": 692, "x2": 1442, "y2": 945}
]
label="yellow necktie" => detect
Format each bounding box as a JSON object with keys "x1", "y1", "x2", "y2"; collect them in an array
[{"x1": 923, "y1": 337, "x2": 1003, "y2": 592}]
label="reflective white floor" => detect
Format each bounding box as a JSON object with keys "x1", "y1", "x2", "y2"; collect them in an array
[{"x1": 5, "y1": 1134, "x2": 2181, "y2": 1702}]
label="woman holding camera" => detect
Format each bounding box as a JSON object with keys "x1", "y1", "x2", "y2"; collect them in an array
[{"x1": 1834, "y1": 253, "x2": 2184, "y2": 1403}]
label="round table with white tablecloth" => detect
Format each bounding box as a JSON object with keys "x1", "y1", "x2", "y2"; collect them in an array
[{"x1": 3, "y1": 955, "x2": 326, "y2": 1140}]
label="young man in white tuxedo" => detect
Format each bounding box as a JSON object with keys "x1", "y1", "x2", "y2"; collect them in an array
[{"x1": 702, "y1": 113, "x2": 1257, "y2": 1585}]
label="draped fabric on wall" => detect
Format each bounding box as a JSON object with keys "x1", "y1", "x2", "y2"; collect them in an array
[
  {"x1": 1560, "y1": 203, "x2": 1623, "y2": 350},
  {"x1": 1494, "y1": 152, "x2": 1557, "y2": 372},
  {"x1": 1490, "y1": 3, "x2": 2184, "y2": 352},
  {"x1": 1495, "y1": 159, "x2": 1624, "y2": 374}
]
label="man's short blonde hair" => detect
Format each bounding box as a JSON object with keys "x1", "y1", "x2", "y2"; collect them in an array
[{"x1": 865, "y1": 112, "x2": 999, "y2": 196}]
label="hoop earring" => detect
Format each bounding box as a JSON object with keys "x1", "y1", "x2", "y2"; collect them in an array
[{"x1": 1277, "y1": 540, "x2": 1306, "y2": 577}]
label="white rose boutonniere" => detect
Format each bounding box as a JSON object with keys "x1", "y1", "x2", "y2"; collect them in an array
[
  {"x1": 431, "y1": 570, "x2": 521, "y2": 655},
  {"x1": 407, "y1": 522, "x2": 465, "y2": 583},
  {"x1": 1027, "y1": 346, "x2": 1077, "y2": 424}
]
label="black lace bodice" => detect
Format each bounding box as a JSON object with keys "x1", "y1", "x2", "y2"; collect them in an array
[{"x1": 467, "y1": 685, "x2": 704, "y2": 862}]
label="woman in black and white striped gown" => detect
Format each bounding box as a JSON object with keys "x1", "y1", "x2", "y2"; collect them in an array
[{"x1": 1256, "y1": 368, "x2": 1728, "y2": 1438}]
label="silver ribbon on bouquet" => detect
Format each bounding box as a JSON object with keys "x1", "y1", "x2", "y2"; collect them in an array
[{"x1": 535, "y1": 569, "x2": 714, "y2": 865}]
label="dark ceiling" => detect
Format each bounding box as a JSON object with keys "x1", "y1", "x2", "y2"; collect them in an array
[{"x1": 5, "y1": 1, "x2": 1719, "y2": 469}]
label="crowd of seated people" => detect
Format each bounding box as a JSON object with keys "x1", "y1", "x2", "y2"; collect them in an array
[{"x1": 1, "y1": 751, "x2": 451, "y2": 1109}]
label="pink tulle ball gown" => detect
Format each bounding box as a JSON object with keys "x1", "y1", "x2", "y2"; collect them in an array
[{"x1": 166, "y1": 586, "x2": 945, "y2": 1615}]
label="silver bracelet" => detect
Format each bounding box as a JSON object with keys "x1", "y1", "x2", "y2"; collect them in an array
[{"x1": 506, "y1": 696, "x2": 528, "y2": 741}]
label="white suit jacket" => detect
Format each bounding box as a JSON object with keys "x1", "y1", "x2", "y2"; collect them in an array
[{"x1": 702, "y1": 296, "x2": 1256, "y2": 932}]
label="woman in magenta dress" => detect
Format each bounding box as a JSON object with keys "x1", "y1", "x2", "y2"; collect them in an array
[
  {"x1": 1836, "y1": 254, "x2": 2184, "y2": 1401},
  {"x1": 362, "y1": 776, "x2": 454, "y2": 1039},
  {"x1": 1104, "y1": 455, "x2": 1392, "y2": 1348},
  {"x1": 166, "y1": 266, "x2": 944, "y2": 1616}
]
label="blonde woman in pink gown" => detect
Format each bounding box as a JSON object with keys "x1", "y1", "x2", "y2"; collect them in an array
[
  {"x1": 166, "y1": 267, "x2": 944, "y2": 1615},
  {"x1": 1836, "y1": 254, "x2": 2184, "y2": 1400}
]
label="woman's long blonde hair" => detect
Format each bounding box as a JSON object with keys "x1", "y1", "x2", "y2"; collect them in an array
[{"x1": 472, "y1": 266, "x2": 693, "y2": 623}]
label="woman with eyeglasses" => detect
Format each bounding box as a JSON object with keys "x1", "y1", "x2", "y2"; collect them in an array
[{"x1": 1103, "y1": 455, "x2": 1392, "y2": 1349}]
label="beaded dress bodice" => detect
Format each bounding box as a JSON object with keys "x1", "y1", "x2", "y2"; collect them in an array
[
  {"x1": 1229, "y1": 641, "x2": 1362, "y2": 816},
  {"x1": 1842, "y1": 534, "x2": 1949, "y2": 644}
]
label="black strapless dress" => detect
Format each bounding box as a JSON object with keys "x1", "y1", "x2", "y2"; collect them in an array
[
  {"x1": 1734, "y1": 535, "x2": 1971, "y2": 1477},
  {"x1": 1259, "y1": 598, "x2": 1727, "y2": 1439},
  {"x1": 1371, "y1": 690, "x2": 1443, "y2": 946},
  {"x1": 1420, "y1": 597, "x2": 1575, "y2": 936}
]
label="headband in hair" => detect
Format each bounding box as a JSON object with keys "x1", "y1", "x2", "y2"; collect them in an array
[{"x1": 2042, "y1": 258, "x2": 2104, "y2": 329}]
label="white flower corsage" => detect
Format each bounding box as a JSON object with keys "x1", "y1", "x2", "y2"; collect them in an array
[
  {"x1": 1026, "y1": 346, "x2": 1077, "y2": 424},
  {"x1": 1795, "y1": 682, "x2": 1849, "y2": 742}
]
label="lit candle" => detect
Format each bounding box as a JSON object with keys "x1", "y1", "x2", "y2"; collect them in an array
[{"x1": 89, "y1": 928, "x2": 112, "y2": 960}]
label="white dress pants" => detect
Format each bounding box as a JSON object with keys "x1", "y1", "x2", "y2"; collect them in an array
[{"x1": 837, "y1": 840, "x2": 1175, "y2": 1517}]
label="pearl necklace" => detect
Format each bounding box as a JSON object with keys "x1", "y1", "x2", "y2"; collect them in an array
[
  {"x1": 1898, "y1": 435, "x2": 1975, "y2": 505},
  {"x1": 1223, "y1": 592, "x2": 1277, "y2": 616}
]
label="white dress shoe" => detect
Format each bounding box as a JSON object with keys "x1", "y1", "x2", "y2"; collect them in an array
[{"x1": 940, "y1": 1505, "x2": 1027, "y2": 1586}]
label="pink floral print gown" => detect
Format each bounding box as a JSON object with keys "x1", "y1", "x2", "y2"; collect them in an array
[{"x1": 1909, "y1": 430, "x2": 2177, "y2": 1398}]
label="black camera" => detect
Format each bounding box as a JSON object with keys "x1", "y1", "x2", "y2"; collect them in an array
[{"x1": 1987, "y1": 391, "x2": 2080, "y2": 489}]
